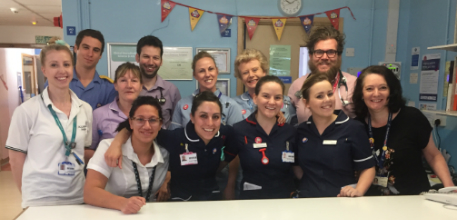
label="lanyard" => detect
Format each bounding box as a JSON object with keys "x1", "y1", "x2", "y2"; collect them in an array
[
  {"x1": 47, "y1": 105, "x2": 83, "y2": 165},
  {"x1": 132, "y1": 161, "x2": 156, "y2": 202},
  {"x1": 368, "y1": 112, "x2": 392, "y2": 169},
  {"x1": 332, "y1": 71, "x2": 340, "y2": 93}
]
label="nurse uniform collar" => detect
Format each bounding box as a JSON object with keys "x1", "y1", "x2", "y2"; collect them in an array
[{"x1": 184, "y1": 122, "x2": 221, "y2": 142}]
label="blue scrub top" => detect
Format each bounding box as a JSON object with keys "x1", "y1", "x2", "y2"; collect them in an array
[
  {"x1": 296, "y1": 111, "x2": 375, "y2": 198},
  {"x1": 156, "y1": 121, "x2": 236, "y2": 201},
  {"x1": 169, "y1": 89, "x2": 243, "y2": 130},
  {"x1": 233, "y1": 91, "x2": 296, "y2": 124},
  {"x1": 224, "y1": 113, "x2": 296, "y2": 199},
  {"x1": 44, "y1": 69, "x2": 118, "y2": 110}
]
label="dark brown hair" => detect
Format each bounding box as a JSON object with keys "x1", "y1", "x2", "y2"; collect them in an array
[
  {"x1": 254, "y1": 75, "x2": 285, "y2": 96},
  {"x1": 353, "y1": 65, "x2": 406, "y2": 119},
  {"x1": 300, "y1": 74, "x2": 331, "y2": 100},
  {"x1": 75, "y1": 29, "x2": 105, "y2": 54},
  {"x1": 306, "y1": 26, "x2": 345, "y2": 55}
]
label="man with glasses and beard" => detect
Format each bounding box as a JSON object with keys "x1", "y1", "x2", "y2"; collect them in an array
[
  {"x1": 288, "y1": 26, "x2": 356, "y2": 124},
  {"x1": 135, "y1": 36, "x2": 181, "y2": 129}
]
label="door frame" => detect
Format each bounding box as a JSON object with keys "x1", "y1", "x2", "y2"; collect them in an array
[{"x1": 236, "y1": 17, "x2": 344, "y2": 95}]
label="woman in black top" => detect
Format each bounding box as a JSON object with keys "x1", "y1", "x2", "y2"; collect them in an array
[{"x1": 352, "y1": 65, "x2": 454, "y2": 195}]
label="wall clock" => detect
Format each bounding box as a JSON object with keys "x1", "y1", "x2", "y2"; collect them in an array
[{"x1": 279, "y1": 0, "x2": 302, "y2": 16}]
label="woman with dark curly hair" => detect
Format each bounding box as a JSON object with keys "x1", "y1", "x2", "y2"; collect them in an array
[{"x1": 353, "y1": 65, "x2": 454, "y2": 195}]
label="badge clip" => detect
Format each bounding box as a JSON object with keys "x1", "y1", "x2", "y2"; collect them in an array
[{"x1": 259, "y1": 148, "x2": 269, "y2": 165}]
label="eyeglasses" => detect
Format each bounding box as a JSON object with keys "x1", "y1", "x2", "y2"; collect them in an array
[
  {"x1": 312, "y1": 50, "x2": 340, "y2": 58},
  {"x1": 131, "y1": 117, "x2": 162, "y2": 126}
]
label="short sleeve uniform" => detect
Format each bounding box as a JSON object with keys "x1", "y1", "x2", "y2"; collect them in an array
[
  {"x1": 296, "y1": 111, "x2": 375, "y2": 198},
  {"x1": 169, "y1": 89, "x2": 243, "y2": 130},
  {"x1": 224, "y1": 114, "x2": 296, "y2": 199},
  {"x1": 5, "y1": 88, "x2": 92, "y2": 208},
  {"x1": 45, "y1": 70, "x2": 118, "y2": 110},
  {"x1": 233, "y1": 91, "x2": 296, "y2": 124},
  {"x1": 358, "y1": 106, "x2": 432, "y2": 195},
  {"x1": 156, "y1": 122, "x2": 235, "y2": 201},
  {"x1": 140, "y1": 75, "x2": 181, "y2": 129},
  {"x1": 91, "y1": 98, "x2": 127, "y2": 149},
  {"x1": 87, "y1": 138, "x2": 169, "y2": 200}
]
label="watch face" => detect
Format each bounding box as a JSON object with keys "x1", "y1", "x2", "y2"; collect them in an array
[{"x1": 280, "y1": 0, "x2": 302, "y2": 15}]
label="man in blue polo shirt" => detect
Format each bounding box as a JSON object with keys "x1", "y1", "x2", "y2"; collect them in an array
[{"x1": 45, "y1": 29, "x2": 117, "y2": 110}]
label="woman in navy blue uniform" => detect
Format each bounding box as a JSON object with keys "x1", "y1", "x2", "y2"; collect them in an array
[
  {"x1": 105, "y1": 91, "x2": 235, "y2": 201},
  {"x1": 294, "y1": 73, "x2": 375, "y2": 198},
  {"x1": 224, "y1": 76, "x2": 296, "y2": 199}
]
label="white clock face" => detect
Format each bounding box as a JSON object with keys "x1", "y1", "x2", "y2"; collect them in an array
[{"x1": 280, "y1": 0, "x2": 302, "y2": 15}]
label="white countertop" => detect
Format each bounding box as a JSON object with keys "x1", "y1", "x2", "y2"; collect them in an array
[{"x1": 16, "y1": 195, "x2": 457, "y2": 220}]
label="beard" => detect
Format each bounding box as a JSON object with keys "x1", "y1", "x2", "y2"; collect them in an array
[
  {"x1": 308, "y1": 58, "x2": 342, "y2": 81},
  {"x1": 140, "y1": 66, "x2": 159, "y2": 79}
]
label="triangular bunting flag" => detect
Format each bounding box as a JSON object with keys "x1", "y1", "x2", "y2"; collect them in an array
[
  {"x1": 244, "y1": 17, "x2": 260, "y2": 40},
  {"x1": 325, "y1": 9, "x2": 341, "y2": 30},
  {"x1": 189, "y1": 7, "x2": 204, "y2": 31},
  {"x1": 217, "y1": 14, "x2": 233, "y2": 36},
  {"x1": 299, "y1": 15, "x2": 314, "y2": 35},
  {"x1": 272, "y1": 18, "x2": 287, "y2": 41},
  {"x1": 161, "y1": 0, "x2": 176, "y2": 22}
]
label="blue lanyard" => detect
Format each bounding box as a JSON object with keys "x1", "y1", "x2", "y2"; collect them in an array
[
  {"x1": 47, "y1": 105, "x2": 83, "y2": 165},
  {"x1": 368, "y1": 112, "x2": 392, "y2": 169}
]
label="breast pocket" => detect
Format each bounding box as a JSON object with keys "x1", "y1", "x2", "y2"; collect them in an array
[{"x1": 321, "y1": 138, "x2": 352, "y2": 171}]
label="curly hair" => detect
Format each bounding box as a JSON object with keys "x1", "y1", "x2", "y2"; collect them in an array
[
  {"x1": 234, "y1": 49, "x2": 269, "y2": 79},
  {"x1": 353, "y1": 65, "x2": 406, "y2": 119},
  {"x1": 306, "y1": 26, "x2": 345, "y2": 55}
]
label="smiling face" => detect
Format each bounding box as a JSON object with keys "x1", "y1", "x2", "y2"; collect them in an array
[
  {"x1": 362, "y1": 73, "x2": 390, "y2": 113},
  {"x1": 41, "y1": 50, "x2": 73, "y2": 90},
  {"x1": 308, "y1": 39, "x2": 342, "y2": 74},
  {"x1": 74, "y1": 36, "x2": 102, "y2": 69},
  {"x1": 194, "y1": 57, "x2": 218, "y2": 92},
  {"x1": 190, "y1": 101, "x2": 221, "y2": 145},
  {"x1": 239, "y1": 59, "x2": 267, "y2": 91},
  {"x1": 135, "y1": 45, "x2": 162, "y2": 79},
  {"x1": 129, "y1": 104, "x2": 162, "y2": 144},
  {"x1": 253, "y1": 82, "x2": 283, "y2": 119},
  {"x1": 304, "y1": 80, "x2": 335, "y2": 119},
  {"x1": 114, "y1": 70, "x2": 142, "y2": 103}
]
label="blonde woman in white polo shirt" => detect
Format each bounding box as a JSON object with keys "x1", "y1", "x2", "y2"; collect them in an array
[
  {"x1": 6, "y1": 41, "x2": 92, "y2": 208},
  {"x1": 84, "y1": 96, "x2": 169, "y2": 214}
]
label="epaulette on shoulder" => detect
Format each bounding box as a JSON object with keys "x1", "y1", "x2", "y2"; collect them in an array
[{"x1": 99, "y1": 75, "x2": 114, "y2": 83}]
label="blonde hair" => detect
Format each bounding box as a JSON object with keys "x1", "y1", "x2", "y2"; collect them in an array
[
  {"x1": 234, "y1": 49, "x2": 269, "y2": 79},
  {"x1": 192, "y1": 51, "x2": 217, "y2": 73},
  {"x1": 39, "y1": 44, "x2": 73, "y2": 66},
  {"x1": 114, "y1": 62, "x2": 142, "y2": 84}
]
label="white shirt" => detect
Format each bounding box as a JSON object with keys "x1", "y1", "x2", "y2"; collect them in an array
[
  {"x1": 87, "y1": 138, "x2": 169, "y2": 200},
  {"x1": 5, "y1": 88, "x2": 92, "y2": 208}
]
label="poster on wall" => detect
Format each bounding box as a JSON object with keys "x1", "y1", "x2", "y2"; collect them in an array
[
  {"x1": 269, "y1": 45, "x2": 291, "y2": 76},
  {"x1": 158, "y1": 47, "x2": 193, "y2": 80},
  {"x1": 107, "y1": 44, "x2": 193, "y2": 80},
  {"x1": 411, "y1": 47, "x2": 420, "y2": 70},
  {"x1": 196, "y1": 48, "x2": 230, "y2": 74},
  {"x1": 419, "y1": 53, "x2": 440, "y2": 102},
  {"x1": 107, "y1": 43, "x2": 138, "y2": 79},
  {"x1": 419, "y1": 103, "x2": 437, "y2": 110}
]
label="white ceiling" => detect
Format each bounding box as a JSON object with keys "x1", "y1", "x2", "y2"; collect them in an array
[{"x1": 0, "y1": 0, "x2": 61, "y2": 27}]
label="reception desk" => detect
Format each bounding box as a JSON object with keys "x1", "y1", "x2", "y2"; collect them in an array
[{"x1": 16, "y1": 196, "x2": 456, "y2": 220}]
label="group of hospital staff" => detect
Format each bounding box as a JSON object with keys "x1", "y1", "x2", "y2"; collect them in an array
[{"x1": 5, "y1": 25, "x2": 454, "y2": 214}]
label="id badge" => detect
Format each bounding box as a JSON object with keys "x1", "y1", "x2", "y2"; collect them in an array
[
  {"x1": 58, "y1": 161, "x2": 75, "y2": 176},
  {"x1": 180, "y1": 152, "x2": 198, "y2": 166},
  {"x1": 373, "y1": 176, "x2": 388, "y2": 187},
  {"x1": 282, "y1": 151, "x2": 295, "y2": 163}
]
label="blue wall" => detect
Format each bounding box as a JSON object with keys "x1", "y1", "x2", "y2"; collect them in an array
[
  {"x1": 396, "y1": 0, "x2": 457, "y2": 169},
  {"x1": 62, "y1": 0, "x2": 389, "y2": 98},
  {"x1": 62, "y1": 0, "x2": 457, "y2": 168}
]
